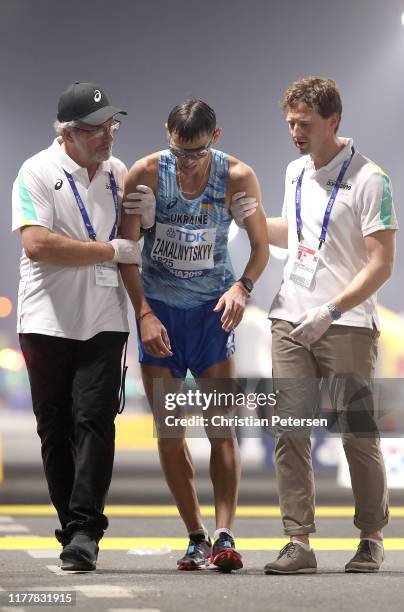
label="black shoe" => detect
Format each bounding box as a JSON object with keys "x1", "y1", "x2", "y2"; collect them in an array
[
  {"x1": 59, "y1": 531, "x2": 99, "y2": 571},
  {"x1": 177, "y1": 533, "x2": 212, "y2": 570},
  {"x1": 211, "y1": 532, "x2": 243, "y2": 573},
  {"x1": 55, "y1": 528, "x2": 71, "y2": 547}
]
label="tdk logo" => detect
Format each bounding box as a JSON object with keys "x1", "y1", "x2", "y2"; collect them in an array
[
  {"x1": 54, "y1": 179, "x2": 63, "y2": 190},
  {"x1": 167, "y1": 229, "x2": 207, "y2": 243},
  {"x1": 327, "y1": 179, "x2": 351, "y2": 190}
]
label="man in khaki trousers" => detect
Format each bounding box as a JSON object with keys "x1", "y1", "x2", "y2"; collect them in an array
[{"x1": 233, "y1": 76, "x2": 397, "y2": 574}]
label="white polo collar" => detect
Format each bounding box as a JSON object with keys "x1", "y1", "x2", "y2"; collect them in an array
[
  {"x1": 306, "y1": 137, "x2": 354, "y2": 174},
  {"x1": 50, "y1": 138, "x2": 111, "y2": 176}
]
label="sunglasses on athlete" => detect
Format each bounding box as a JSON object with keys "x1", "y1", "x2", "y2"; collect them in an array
[
  {"x1": 167, "y1": 134, "x2": 214, "y2": 160},
  {"x1": 71, "y1": 120, "x2": 121, "y2": 138}
]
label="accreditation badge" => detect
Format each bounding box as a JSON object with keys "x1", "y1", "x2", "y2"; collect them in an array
[
  {"x1": 95, "y1": 262, "x2": 119, "y2": 287},
  {"x1": 289, "y1": 244, "x2": 320, "y2": 289}
]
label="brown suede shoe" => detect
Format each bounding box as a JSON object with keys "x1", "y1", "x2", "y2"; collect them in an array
[
  {"x1": 345, "y1": 539, "x2": 384, "y2": 573},
  {"x1": 264, "y1": 542, "x2": 317, "y2": 574}
]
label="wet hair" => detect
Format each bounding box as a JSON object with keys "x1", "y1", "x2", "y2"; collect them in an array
[
  {"x1": 167, "y1": 98, "x2": 216, "y2": 141},
  {"x1": 281, "y1": 76, "x2": 342, "y2": 131}
]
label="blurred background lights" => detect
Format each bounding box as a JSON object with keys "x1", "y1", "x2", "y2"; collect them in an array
[
  {"x1": 401, "y1": 12, "x2": 404, "y2": 27},
  {"x1": 0, "y1": 349, "x2": 24, "y2": 372},
  {"x1": 0, "y1": 297, "x2": 12, "y2": 318}
]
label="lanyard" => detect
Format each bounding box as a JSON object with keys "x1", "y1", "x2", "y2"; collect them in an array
[
  {"x1": 63, "y1": 169, "x2": 119, "y2": 241},
  {"x1": 295, "y1": 146, "x2": 355, "y2": 249}
]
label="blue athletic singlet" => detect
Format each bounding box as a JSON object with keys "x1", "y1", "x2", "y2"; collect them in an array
[{"x1": 141, "y1": 149, "x2": 236, "y2": 308}]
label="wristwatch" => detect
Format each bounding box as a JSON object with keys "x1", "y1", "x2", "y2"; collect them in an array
[
  {"x1": 327, "y1": 302, "x2": 342, "y2": 321},
  {"x1": 237, "y1": 276, "x2": 254, "y2": 294}
]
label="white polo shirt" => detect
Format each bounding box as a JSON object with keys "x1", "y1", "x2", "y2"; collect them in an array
[
  {"x1": 12, "y1": 138, "x2": 129, "y2": 340},
  {"x1": 269, "y1": 138, "x2": 398, "y2": 329}
]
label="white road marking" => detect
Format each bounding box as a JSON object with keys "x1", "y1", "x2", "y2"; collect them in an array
[
  {"x1": 73, "y1": 585, "x2": 135, "y2": 598},
  {"x1": 46, "y1": 565, "x2": 88, "y2": 576},
  {"x1": 0, "y1": 525, "x2": 30, "y2": 533},
  {"x1": 0, "y1": 517, "x2": 13, "y2": 523},
  {"x1": 27, "y1": 550, "x2": 60, "y2": 558}
]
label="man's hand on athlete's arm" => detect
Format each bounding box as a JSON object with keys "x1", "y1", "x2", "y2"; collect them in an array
[
  {"x1": 21, "y1": 225, "x2": 141, "y2": 266},
  {"x1": 121, "y1": 156, "x2": 158, "y2": 229},
  {"x1": 290, "y1": 229, "x2": 396, "y2": 347},
  {"x1": 231, "y1": 192, "x2": 258, "y2": 227},
  {"x1": 230, "y1": 179, "x2": 288, "y2": 248},
  {"x1": 123, "y1": 185, "x2": 156, "y2": 229}
]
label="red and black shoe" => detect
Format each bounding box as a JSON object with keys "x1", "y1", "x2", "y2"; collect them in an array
[
  {"x1": 211, "y1": 532, "x2": 243, "y2": 573},
  {"x1": 177, "y1": 533, "x2": 212, "y2": 570}
]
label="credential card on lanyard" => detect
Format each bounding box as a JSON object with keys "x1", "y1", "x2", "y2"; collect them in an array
[
  {"x1": 290, "y1": 244, "x2": 319, "y2": 289},
  {"x1": 95, "y1": 262, "x2": 119, "y2": 287}
]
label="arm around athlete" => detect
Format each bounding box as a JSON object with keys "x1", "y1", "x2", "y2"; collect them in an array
[{"x1": 21, "y1": 225, "x2": 141, "y2": 267}]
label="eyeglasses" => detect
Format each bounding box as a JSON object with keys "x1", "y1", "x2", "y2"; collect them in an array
[
  {"x1": 168, "y1": 135, "x2": 213, "y2": 160},
  {"x1": 72, "y1": 120, "x2": 120, "y2": 138}
]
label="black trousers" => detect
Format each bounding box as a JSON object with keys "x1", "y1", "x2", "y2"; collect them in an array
[{"x1": 19, "y1": 331, "x2": 128, "y2": 543}]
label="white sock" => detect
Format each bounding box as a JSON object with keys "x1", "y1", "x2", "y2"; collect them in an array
[
  {"x1": 190, "y1": 525, "x2": 209, "y2": 541},
  {"x1": 213, "y1": 527, "x2": 234, "y2": 541},
  {"x1": 361, "y1": 538, "x2": 383, "y2": 547},
  {"x1": 291, "y1": 538, "x2": 311, "y2": 551}
]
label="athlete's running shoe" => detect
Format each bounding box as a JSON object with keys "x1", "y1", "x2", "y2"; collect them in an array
[
  {"x1": 177, "y1": 533, "x2": 212, "y2": 570},
  {"x1": 211, "y1": 532, "x2": 243, "y2": 572}
]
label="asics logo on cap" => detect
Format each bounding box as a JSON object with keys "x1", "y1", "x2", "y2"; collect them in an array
[{"x1": 94, "y1": 90, "x2": 102, "y2": 102}]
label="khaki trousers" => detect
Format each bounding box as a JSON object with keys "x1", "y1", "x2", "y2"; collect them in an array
[{"x1": 271, "y1": 319, "x2": 389, "y2": 536}]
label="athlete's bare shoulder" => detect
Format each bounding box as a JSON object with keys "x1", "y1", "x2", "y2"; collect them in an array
[
  {"x1": 125, "y1": 152, "x2": 160, "y2": 195},
  {"x1": 227, "y1": 155, "x2": 255, "y2": 181},
  {"x1": 226, "y1": 155, "x2": 261, "y2": 204}
]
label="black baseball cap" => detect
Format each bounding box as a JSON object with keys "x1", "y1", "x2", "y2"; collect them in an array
[{"x1": 57, "y1": 82, "x2": 127, "y2": 126}]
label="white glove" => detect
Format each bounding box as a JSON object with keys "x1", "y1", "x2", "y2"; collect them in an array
[
  {"x1": 123, "y1": 185, "x2": 156, "y2": 229},
  {"x1": 230, "y1": 192, "x2": 258, "y2": 228},
  {"x1": 109, "y1": 239, "x2": 142, "y2": 265},
  {"x1": 289, "y1": 304, "x2": 333, "y2": 347}
]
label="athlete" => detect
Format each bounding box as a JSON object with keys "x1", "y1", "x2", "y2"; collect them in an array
[{"x1": 119, "y1": 99, "x2": 269, "y2": 572}]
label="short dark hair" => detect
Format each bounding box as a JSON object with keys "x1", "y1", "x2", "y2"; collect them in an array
[
  {"x1": 281, "y1": 76, "x2": 342, "y2": 131},
  {"x1": 167, "y1": 99, "x2": 216, "y2": 141}
]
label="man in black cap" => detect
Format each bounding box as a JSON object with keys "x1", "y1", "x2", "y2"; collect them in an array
[{"x1": 12, "y1": 82, "x2": 142, "y2": 571}]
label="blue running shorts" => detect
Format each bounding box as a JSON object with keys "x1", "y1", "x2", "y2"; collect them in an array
[{"x1": 136, "y1": 297, "x2": 236, "y2": 378}]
